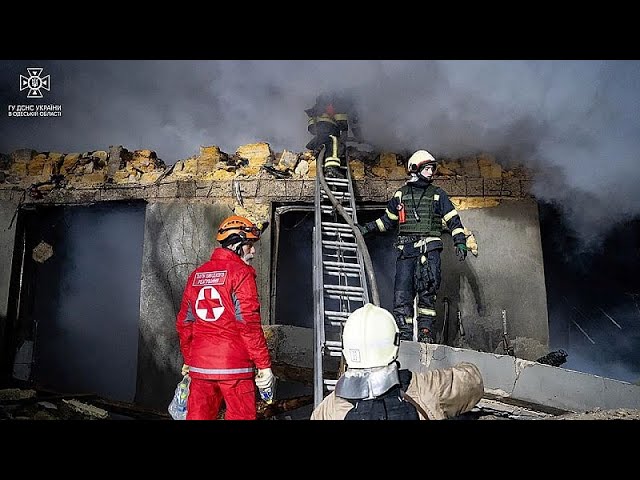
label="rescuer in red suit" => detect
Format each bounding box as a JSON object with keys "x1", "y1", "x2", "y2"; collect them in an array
[{"x1": 176, "y1": 215, "x2": 273, "y2": 420}]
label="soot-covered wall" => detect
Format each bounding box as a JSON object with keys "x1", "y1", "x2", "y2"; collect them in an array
[{"x1": 136, "y1": 201, "x2": 272, "y2": 410}]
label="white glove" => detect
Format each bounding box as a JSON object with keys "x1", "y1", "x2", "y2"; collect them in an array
[
  {"x1": 181, "y1": 364, "x2": 190, "y2": 376},
  {"x1": 255, "y1": 368, "x2": 274, "y2": 390}
]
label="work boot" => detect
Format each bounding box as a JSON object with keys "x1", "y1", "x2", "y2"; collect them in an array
[
  {"x1": 418, "y1": 328, "x2": 434, "y2": 344},
  {"x1": 324, "y1": 167, "x2": 345, "y2": 179},
  {"x1": 395, "y1": 316, "x2": 413, "y2": 341}
]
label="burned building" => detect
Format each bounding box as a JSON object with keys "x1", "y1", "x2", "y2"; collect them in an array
[{"x1": 0, "y1": 142, "x2": 638, "y2": 419}]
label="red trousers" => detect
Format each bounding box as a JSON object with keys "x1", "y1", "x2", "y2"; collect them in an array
[{"x1": 186, "y1": 377, "x2": 257, "y2": 420}]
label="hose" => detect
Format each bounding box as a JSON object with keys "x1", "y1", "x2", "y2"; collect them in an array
[{"x1": 316, "y1": 142, "x2": 380, "y2": 306}]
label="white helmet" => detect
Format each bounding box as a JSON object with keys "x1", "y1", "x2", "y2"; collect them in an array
[
  {"x1": 407, "y1": 149, "x2": 437, "y2": 174},
  {"x1": 342, "y1": 303, "x2": 400, "y2": 369}
]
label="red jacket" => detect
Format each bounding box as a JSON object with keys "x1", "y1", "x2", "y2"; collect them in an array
[{"x1": 176, "y1": 247, "x2": 271, "y2": 380}]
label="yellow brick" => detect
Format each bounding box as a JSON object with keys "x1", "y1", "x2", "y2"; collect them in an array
[
  {"x1": 61, "y1": 154, "x2": 80, "y2": 174},
  {"x1": 133, "y1": 149, "x2": 154, "y2": 159},
  {"x1": 307, "y1": 160, "x2": 317, "y2": 178},
  {"x1": 437, "y1": 165, "x2": 456, "y2": 176},
  {"x1": 112, "y1": 171, "x2": 131, "y2": 183},
  {"x1": 180, "y1": 157, "x2": 199, "y2": 175},
  {"x1": 73, "y1": 172, "x2": 106, "y2": 185},
  {"x1": 10, "y1": 162, "x2": 28, "y2": 177},
  {"x1": 42, "y1": 161, "x2": 55, "y2": 177},
  {"x1": 139, "y1": 172, "x2": 163, "y2": 183},
  {"x1": 387, "y1": 165, "x2": 407, "y2": 180},
  {"x1": 48, "y1": 152, "x2": 64, "y2": 164},
  {"x1": 212, "y1": 169, "x2": 236, "y2": 181},
  {"x1": 372, "y1": 166, "x2": 387, "y2": 178},
  {"x1": 28, "y1": 154, "x2": 47, "y2": 176},
  {"x1": 479, "y1": 163, "x2": 502, "y2": 178},
  {"x1": 240, "y1": 166, "x2": 261, "y2": 177},
  {"x1": 450, "y1": 197, "x2": 501, "y2": 210},
  {"x1": 236, "y1": 142, "x2": 272, "y2": 166},
  {"x1": 378, "y1": 152, "x2": 398, "y2": 169},
  {"x1": 200, "y1": 145, "x2": 223, "y2": 160},
  {"x1": 350, "y1": 160, "x2": 365, "y2": 180},
  {"x1": 477, "y1": 153, "x2": 496, "y2": 166}
]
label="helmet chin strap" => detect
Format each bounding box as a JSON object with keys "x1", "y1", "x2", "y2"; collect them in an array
[
  {"x1": 226, "y1": 241, "x2": 244, "y2": 257},
  {"x1": 227, "y1": 241, "x2": 254, "y2": 264}
]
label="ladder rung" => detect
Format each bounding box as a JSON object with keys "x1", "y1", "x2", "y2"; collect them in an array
[
  {"x1": 324, "y1": 261, "x2": 361, "y2": 270},
  {"x1": 325, "y1": 294, "x2": 365, "y2": 301},
  {"x1": 322, "y1": 192, "x2": 351, "y2": 201},
  {"x1": 325, "y1": 311, "x2": 350, "y2": 325},
  {"x1": 325, "y1": 310, "x2": 350, "y2": 318},
  {"x1": 322, "y1": 229, "x2": 354, "y2": 236},
  {"x1": 323, "y1": 260, "x2": 361, "y2": 269},
  {"x1": 321, "y1": 206, "x2": 353, "y2": 214},
  {"x1": 324, "y1": 266, "x2": 362, "y2": 274},
  {"x1": 324, "y1": 285, "x2": 365, "y2": 293},
  {"x1": 325, "y1": 271, "x2": 360, "y2": 279},
  {"x1": 322, "y1": 222, "x2": 355, "y2": 232},
  {"x1": 323, "y1": 231, "x2": 355, "y2": 240},
  {"x1": 324, "y1": 380, "x2": 337, "y2": 391},
  {"x1": 322, "y1": 240, "x2": 357, "y2": 251},
  {"x1": 325, "y1": 178, "x2": 349, "y2": 186},
  {"x1": 323, "y1": 254, "x2": 359, "y2": 262}
]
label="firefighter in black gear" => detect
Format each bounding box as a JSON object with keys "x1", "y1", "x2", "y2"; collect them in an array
[
  {"x1": 356, "y1": 150, "x2": 468, "y2": 343},
  {"x1": 304, "y1": 92, "x2": 360, "y2": 179}
]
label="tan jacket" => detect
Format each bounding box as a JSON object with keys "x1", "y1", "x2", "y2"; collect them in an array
[{"x1": 310, "y1": 362, "x2": 484, "y2": 420}]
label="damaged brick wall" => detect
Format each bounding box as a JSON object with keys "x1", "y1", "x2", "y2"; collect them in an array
[{"x1": 0, "y1": 142, "x2": 533, "y2": 206}]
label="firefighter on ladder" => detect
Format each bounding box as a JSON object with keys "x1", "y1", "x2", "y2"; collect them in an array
[
  {"x1": 356, "y1": 150, "x2": 469, "y2": 344},
  {"x1": 304, "y1": 92, "x2": 361, "y2": 179}
]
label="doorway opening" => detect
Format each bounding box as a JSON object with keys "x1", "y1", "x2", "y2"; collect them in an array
[{"x1": 5, "y1": 201, "x2": 146, "y2": 402}]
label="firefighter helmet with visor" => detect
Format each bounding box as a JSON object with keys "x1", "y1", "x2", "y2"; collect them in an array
[{"x1": 407, "y1": 149, "x2": 437, "y2": 174}]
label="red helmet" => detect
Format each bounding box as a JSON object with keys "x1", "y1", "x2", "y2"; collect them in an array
[{"x1": 216, "y1": 215, "x2": 261, "y2": 244}]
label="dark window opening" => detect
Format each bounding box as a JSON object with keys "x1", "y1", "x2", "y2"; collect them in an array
[
  {"x1": 271, "y1": 203, "x2": 395, "y2": 328},
  {"x1": 6, "y1": 202, "x2": 146, "y2": 402}
]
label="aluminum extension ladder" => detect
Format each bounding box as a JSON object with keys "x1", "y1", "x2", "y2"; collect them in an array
[{"x1": 312, "y1": 141, "x2": 370, "y2": 408}]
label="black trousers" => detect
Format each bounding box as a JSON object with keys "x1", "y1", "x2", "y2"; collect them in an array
[
  {"x1": 393, "y1": 248, "x2": 441, "y2": 332},
  {"x1": 306, "y1": 122, "x2": 345, "y2": 166}
]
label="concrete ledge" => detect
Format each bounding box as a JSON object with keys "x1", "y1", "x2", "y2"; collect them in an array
[
  {"x1": 398, "y1": 342, "x2": 640, "y2": 413},
  {"x1": 259, "y1": 327, "x2": 640, "y2": 414}
]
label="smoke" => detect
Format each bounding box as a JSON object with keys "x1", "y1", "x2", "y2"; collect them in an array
[{"x1": 2, "y1": 60, "x2": 640, "y2": 245}]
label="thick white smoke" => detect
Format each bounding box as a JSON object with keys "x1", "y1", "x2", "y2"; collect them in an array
[{"x1": 1, "y1": 60, "x2": 639, "y2": 245}]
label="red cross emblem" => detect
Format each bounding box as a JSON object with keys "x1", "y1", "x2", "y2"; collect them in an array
[{"x1": 195, "y1": 286, "x2": 224, "y2": 321}]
